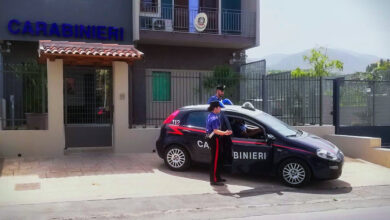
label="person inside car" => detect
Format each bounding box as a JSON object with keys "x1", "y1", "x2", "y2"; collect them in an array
[
  {"x1": 230, "y1": 118, "x2": 264, "y2": 139},
  {"x1": 206, "y1": 101, "x2": 232, "y2": 186}
]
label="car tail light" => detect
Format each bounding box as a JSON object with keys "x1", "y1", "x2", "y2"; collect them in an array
[{"x1": 163, "y1": 110, "x2": 180, "y2": 124}]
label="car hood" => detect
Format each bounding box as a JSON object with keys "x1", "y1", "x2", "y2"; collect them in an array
[{"x1": 289, "y1": 132, "x2": 339, "y2": 154}]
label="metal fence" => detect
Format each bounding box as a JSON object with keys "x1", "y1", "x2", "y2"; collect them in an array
[
  {"x1": 334, "y1": 78, "x2": 390, "y2": 145},
  {"x1": 64, "y1": 66, "x2": 112, "y2": 125},
  {"x1": 139, "y1": 4, "x2": 256, "y2": 37},
  {"x1": 145, "y1": 70, "x2": 213, "y2": 126},
  {"x1": 266, "y1": 73, "x2": 324, "y2": 125},
  {"x1": 0, "y1": 63, "x2": 48, "y2": 130},
  {"x1": 143, "y1": 65, "x2": 338, "y2": 127},
  {"x1": 339, "y1": 79, "x2": 390, "y2": 126}
]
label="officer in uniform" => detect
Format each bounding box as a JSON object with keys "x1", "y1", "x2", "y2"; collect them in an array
[
  {"x1": 206, "y1": 101, "x2": 232, "y2": 186},
  {"x1": 207, "y1": 84, "x2": 225, "y2": 104}
]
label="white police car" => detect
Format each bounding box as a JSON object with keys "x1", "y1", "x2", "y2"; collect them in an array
[{"x1": 156, "y1": 103, "x2": 344, "y2": 187}]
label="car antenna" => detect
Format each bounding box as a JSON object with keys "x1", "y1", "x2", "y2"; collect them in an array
[{"x1": 241, "y1": 102, "x2": 255, "y2": 111}]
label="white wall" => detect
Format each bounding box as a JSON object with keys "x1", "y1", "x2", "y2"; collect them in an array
[
  {"x1": 112, "y1": 61, "x2": 160, "y2": 153},
  {"x1": 325, "y1": 134, "x2": 390, "y2": 168},
  {"x1": 0, "y1": 59, "x2": 65, "y2": 157},
  {"x1": 295, "y1": 125, "x2": 335, "y2": 138}
]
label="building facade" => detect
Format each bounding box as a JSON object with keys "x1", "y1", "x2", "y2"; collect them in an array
[{"x1": 0, "y1": 0, "x2": 260, "y2": 157}]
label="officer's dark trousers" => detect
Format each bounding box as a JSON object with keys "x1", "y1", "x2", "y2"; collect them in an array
[{"x1": 207, "y1": 135, "x2": 224, "y2": 183}]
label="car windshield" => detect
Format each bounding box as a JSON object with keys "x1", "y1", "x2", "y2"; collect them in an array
[{"x1": 254, "y1": 112, "x2": 300, "y2": 137}]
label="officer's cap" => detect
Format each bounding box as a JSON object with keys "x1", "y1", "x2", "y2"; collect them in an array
[
  {"x1": 208, "y1": 100, "x2": 224, "y2": 111},
  {"x1": 216, "y1": 84, "x2": 226, "y2": 91}
]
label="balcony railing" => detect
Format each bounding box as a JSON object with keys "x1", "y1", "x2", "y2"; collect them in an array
[{"x1": 139, "y1": 5, "x2": 256, "y2": 37}]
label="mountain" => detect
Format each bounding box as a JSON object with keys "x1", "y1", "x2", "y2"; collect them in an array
[{"x1": 264, "y1": 48, "x2": 381, "y2": 74}]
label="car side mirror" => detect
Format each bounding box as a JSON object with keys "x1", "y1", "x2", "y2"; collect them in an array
[{"x1": 266, "y1": 134, "x2": 276, "y2": 145}]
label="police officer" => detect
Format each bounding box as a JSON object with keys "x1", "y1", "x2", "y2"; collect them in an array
[
  {"x1": 206, "y1": 101, "x2": 232, "y2": 186},
  {"x1": 207, "y1": 84, "x2": 225, "y2": 104}
]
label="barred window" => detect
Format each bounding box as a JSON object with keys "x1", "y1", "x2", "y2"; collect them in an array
[
  {"x1": 140, "y1": 0, "x2": 158, "y2": 13},
  {"x1": 1, "y1": 61, "x2": 48, "y2": 130},
  {"x1": 152, "y1": 71, "x2": 171, "y2": 101}
]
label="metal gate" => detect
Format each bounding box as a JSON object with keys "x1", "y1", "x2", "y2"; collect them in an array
[
  {"x1": 333, "y1": 78, "x2": 390, "y2": 146},
  {"x1": 64, "y1": 66, "x2": 113, "y2": 148}
]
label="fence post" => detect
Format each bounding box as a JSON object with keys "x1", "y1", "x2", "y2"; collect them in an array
[
  {"x1": 301, "y1": 78, "x2": 306, "y2": 125},
  {"x1": 372, "y1": 81, "x2": 376, "y2": 126},
  {"x1": 218, "y1": 0, "x2": 222, "y2": 35},
  {"x1": 0, "y1": 53, "x2": 3, "y2": 129},
  {"x1": 41, "y1": 69, "x2": 46, "y2": 113},
  {"x1": 10, "y1": 94, "x2": 15, "y2": 129},
  {"x1": 199, "y1": 73, "x2": 203, "y2": 103},
  {"x1": 319, "y1": 76, "x2": 323, "y2": 126},
  {"x1": 333, "y1": 77, "x2": 344, "y2": 134},
  {"x1": 262, "y1": 74, "x2": 268, "y2": 113}
]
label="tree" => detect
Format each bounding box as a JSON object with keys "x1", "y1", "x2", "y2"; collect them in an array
[
  {"x1": 267, "y1": 70, "x2": 284, "y2": 74},
  {"x1": 203, "y1": 65, "x2": 241, "y2": 102},
  {"x1": 351, "y1": 59, "x2": 390, "y2": 81},
  {"x1": 291, "y1": 48, "x2": 344, "y2": 77},
  {"x1": 366, "y1": 59, "x2": 390, "y2": 81}
]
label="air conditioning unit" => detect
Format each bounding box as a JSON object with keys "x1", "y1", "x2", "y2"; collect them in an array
[{"x1": 152, "y1": 18, "x2": 173, "y2": 31}]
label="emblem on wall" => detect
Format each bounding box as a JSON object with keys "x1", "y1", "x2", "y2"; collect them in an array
[{"x1": 194, "y1": 13, "x2": 208, "y2": 32}]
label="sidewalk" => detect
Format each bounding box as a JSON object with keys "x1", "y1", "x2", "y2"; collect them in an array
[{"x1": 1, "y1": 152, "x2": 390, "y2": 206}]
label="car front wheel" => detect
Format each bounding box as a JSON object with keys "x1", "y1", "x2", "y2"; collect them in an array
[
  {"x1": 164, "y1": 145, "x2": 191, "y2": 171},
  {"x1": 278, "y1": 158, "x2": 311, "y2": 187}
]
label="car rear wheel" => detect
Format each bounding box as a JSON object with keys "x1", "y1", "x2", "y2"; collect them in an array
[
  {"x1": 164, "y1": 145, "x2": 191, "y2": 171},
  {"x1": 278, "y1": 158, "x2": 311, "y2": 187}
]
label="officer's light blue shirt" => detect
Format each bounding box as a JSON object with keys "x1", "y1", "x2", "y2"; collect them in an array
[
  {"x1": 207, "y1": 95, "x2": 222, "y2": 104},
  {"x1": 206, "y1": 112, "x2": 220, "y2": 134},
  {"x1": 240, "y1": 124, "x2": 246, "y2": 133},
  {"x1": 232, "y1": 123, "x2": 246, "y2": 138}
]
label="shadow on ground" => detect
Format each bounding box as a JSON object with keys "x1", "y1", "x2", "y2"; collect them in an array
[
  {"x1": 1, "y1": 152, "x2": 353, "y2": 199},
  {"x1": 157, "y1": 162, "x2": 352, "y2": 198}
]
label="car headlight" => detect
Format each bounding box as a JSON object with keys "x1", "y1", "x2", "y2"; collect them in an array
[{"x1": 316, "y1": 149, "x2": 339, "y2": 161}]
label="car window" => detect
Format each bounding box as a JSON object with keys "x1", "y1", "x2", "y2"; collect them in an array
[
  {"x1": 254, "y1": 112, "x2": 299, "y2": 137},
  {"x1": 184, "y1": 111, "x2": 209, "y2": 128},
  {"x1": 228, "y1": 116, "x2": 265, "y2": 140}
]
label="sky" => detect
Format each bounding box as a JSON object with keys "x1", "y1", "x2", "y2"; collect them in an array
[{"x1": 246, "y1": 0, "x2": 390, "y2": 59}]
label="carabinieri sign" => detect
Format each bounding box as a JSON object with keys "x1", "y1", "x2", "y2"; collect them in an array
[{"x1": 8, "y1": 19, "x2": 124, "y2": 41}]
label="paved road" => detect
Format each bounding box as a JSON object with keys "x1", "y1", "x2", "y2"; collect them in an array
[
  {"x1": 228, "y1": 206, "x2": 390, "y2": 220},
  {"x1": 1, "y1": 154, "x2": 390, "y2": 219},
  {"x1": 2, "y1": 154, "x2": 390, "y2": 206},
  {"x1": 1, "y1": 185, "x2": 390, "y2": 219}
]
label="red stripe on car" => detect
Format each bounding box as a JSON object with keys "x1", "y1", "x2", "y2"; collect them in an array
[
  {"x1": 214, "y1": 137, "x2": 219, "y2": 182},
  {"x1": 232, "y1": 140, "x2": 266, "y2": 145},
  {"x1": 167, "y1": 125, "x2": 184, "y2": 135},
  {"x1": 232, "y1": 140, "x2": 314, "y2": 155},
  {"x1": 272, "y1": 144, "x2": 315, "y2": 155},
  {"x1": 167, "y1": 125, "x2": 206, "y2": 135}
]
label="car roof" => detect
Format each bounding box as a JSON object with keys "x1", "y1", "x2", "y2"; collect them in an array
[{"x1": 180, "y1": 104, "x2": 265, "y2": 117}]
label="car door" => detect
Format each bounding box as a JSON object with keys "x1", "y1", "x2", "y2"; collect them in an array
[
  {"x1": 226, "y1": 115, "x2": 273, "y2": 174},
  {"x1": 182, "y1": 111, "x2": 210, "y2": 163}
]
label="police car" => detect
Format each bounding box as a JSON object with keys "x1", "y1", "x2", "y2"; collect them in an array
[{"x1": 156, "y1": 103, "x2": 344, "y2": 187}]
